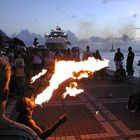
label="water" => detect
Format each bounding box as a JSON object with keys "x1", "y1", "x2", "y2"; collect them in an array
[{"x1": 100, "y1": 51, "x2": 140, "y2": 78}]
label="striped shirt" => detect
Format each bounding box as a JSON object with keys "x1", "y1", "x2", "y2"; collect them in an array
[{"x1": 0, "y1": 119, "x2": 41, "y2": 140}]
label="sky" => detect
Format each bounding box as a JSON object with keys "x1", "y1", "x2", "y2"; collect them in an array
[{"x1": 0, "y1": 0, "x2": 140, "y2": 39}]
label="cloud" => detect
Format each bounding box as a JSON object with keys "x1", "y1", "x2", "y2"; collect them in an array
[
  {"x1": 102, "y1": 0, "x2": 130, "y2": 4},
  {"x1": 11, "y1": 29, "x2": 45, "y2": 46},
  {"x1": 71, "y1": 15, "x2": 76, "y2": 18},
  {"x1": 66, "y1": 30, "x2": 78, "y2": 46},
  {"x1": 118, "y1": 23, "x2": 136, "y2": 37},
  {"x1": 132, "y1": 13, "x2": 138, "y2": 18},
  {"x1": 8, "y1": 28, "x2": 140, "y2": 51},
  {"x1": 10, "y1": 29, "x2": 79, "y2": 47}
]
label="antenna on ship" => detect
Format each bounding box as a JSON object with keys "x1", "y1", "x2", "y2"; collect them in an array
[
  {"x1": 56, "y1": 22, "x2": 58, "y2": 29},
  {"x1": 56, "y1": 22, "x2": 61, "y2": 31}
]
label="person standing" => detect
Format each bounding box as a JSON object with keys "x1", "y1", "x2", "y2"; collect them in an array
[
  {"x1": 16, "y1": 97, "x2": 67, "y2": 140},
  {"x1": 114, "y1": 48, "x2": 124, "y2": 70},
  {"x1": 94, "y1": 50, "x2": 102, "y2": 60},
  {"x1": 32, "y1": 51, "x2": 43, "y2": 75},
  {"x1": 82, "y1": 45, "x2": 92, "y2": 60},
  {"x1": 0, "y1": 59, "x2": 40, "y2": 140},
  {"x1": 126, "y1": 47, "x2": 135, "y2": 79},
  {"x1": 14, "y1": 52, "x2": 25, "y2": 96}
]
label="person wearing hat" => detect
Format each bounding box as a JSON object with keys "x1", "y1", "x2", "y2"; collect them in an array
[
  {"x1": 0, "y1": 59, "x2": 40, "y2": 139},
  {"x1": 16, "y1": 97, "x2": 67, "y2": 140}
]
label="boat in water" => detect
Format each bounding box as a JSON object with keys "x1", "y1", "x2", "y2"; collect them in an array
[{"x1": 44, "y1": 26, "x2": 70, "y2": 50}]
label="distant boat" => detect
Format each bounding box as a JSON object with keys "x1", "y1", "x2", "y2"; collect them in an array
[
  {"x1": 44, "y1": 26, "x2": 71, "y2": 50},
  {"x1": 110, "y1": 43, "x2": 115, "y2": 52}
]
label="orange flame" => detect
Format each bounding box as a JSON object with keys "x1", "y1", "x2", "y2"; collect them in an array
[
  {"x1": 35, "y1": 57, "x2": 109, "y2": 104},
  {"x1": 30, "y1": 69, "x2": 47, "y2": 84},
  {"x1": 63, "y1": 82, "x2": 84, "y2": 98}
]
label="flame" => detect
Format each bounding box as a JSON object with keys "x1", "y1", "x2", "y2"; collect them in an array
[
  {"x1": 63, "y1": 82, "x2": 84, "y2": 98},
  {"x1": 30, "y1": 69, "x2": 47, "y2": 84},
  {"x1": 35, "y1": 57, "x2": 109, "y2": 104}
]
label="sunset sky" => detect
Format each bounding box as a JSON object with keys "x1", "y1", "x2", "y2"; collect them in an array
[{"x1": 0, "y1": 0, "x2": 140, "y2": 39}]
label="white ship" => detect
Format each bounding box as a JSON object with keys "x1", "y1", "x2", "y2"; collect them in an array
[{"x1": 44, "y1": 26, "x2": 70, "y2": 50}]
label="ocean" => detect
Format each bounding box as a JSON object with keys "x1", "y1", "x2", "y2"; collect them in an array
[{"x1": 100, "y1": 51, "x2": 140, "y2": 78}]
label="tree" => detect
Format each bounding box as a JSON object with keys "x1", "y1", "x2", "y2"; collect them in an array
[
  {"x1": 0, "y1": 35, "x2": 3, "y2": 50},
  {"x1": 9, "y1": 37, "x2": 25, "y2": 49},
  {"x1": 0, "y1": 35, "x2": 7, "y2": 50}
]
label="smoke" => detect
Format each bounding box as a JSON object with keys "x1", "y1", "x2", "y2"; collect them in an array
[
  {"x1": 102, "y1": 27, "x2": 114, "y2": 38},
  {"x1": 66, "y1": 30, "x2": 78, "y2": 46},
  {"x1": 76, "y1": 21, "x2": 95, "y2": 40},
  {"x1": 76, "y1": 20, "x2": 136, "y2": 40},
  {"x1": 118, "y1": 23, "x2": 135, "y2": 38},
  {"x1": 132, "y1": 13, "x2": 138, "y2": 18},
  {"x1": 101, "y1": 22, "x2": 136, "y2": 40}
]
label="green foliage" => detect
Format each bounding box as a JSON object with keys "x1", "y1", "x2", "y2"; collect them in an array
[{"x1": 9, "y1": 37, "x2": 25, "y2": 48}]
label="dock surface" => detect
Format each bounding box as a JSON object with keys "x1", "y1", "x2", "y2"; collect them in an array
[{"x1": 6, "y1": 72, "x2": 140, "y2": 140}]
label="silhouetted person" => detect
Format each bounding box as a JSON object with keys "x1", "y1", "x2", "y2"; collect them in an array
[
  {"x1": 71, "y1": 47, "x2": 80, "y2": 61},
  {"x1": 82, "y1": 45, "x2": 92, "y2": 60},
  {"x1": 127, "y1": 87, "x2": 140, "y2": 113},
  {"x1": 94, "y1": 50, "x2": 102, "y2": 60},
  {"x1": 94, "y1": 50, "x2": 105, "y2": 78},
  {"x1": 16, "y1": 97, "x2": 67, "y2": 140},
  {"x1": 126, "y1": 47, "x2": 135, "y2": 79},
  {"x1": 54, "y1": 49, "x2": 63, "y2": 61},
  {"x1": 0, "y1": 59, "x2": 40, "y2": 140},
  {"x1": 33, "y1": 38, "x2": 39, "y2": 48},
  {"x1": 65, "y1": 48, "x2": 72, "y2": 60},
  {"x1": 32, "y1": 51, "x2": 42, "y2": 75},
  {"x1": 114, "y1": 48, "x2": 124, "y2": 70},
  {"x1": 113, "y1": 65, "x2": 126, "y2": 81}
]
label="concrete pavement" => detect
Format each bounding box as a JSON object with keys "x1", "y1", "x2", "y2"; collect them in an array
[{"x1": 6, "y1": 75, "x2": 140, "y2": 140}]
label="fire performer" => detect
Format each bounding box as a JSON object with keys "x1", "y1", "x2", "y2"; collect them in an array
[
  {"x1": 0, "y1": 59, "x2": 40, "y2": 140},
  {"x1": 16, "y1": 97, "x2": 67, "y2": 140}
]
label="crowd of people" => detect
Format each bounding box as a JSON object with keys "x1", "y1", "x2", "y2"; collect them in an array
[
  {"x1": 0, "y1": 46, "x2": 105, "y2": 98},
  {"x1": 0, "y1": 47, "x2": 78, "y2": 139},
  {"x1": 0, "y1": 45, "x2": 104, "y2": 139},
  {"x1": 0, "y1": 47, "x2": 80, "y2": 97},
  {"x1": 0, "y1": 57, "x2": 67, "y2": 140},
  {"x1": 113, "y1": 47, "x2": 135, "y2": 81},
  {"x1": 0, "y1": 45, "x2": 137, "y2": 139},
  {"x1": 113, "y1": 47, "x2": 140, "y2": 113},
  {"x1": 0, "y1": 58, "x2": 41, "y2": 140}
]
